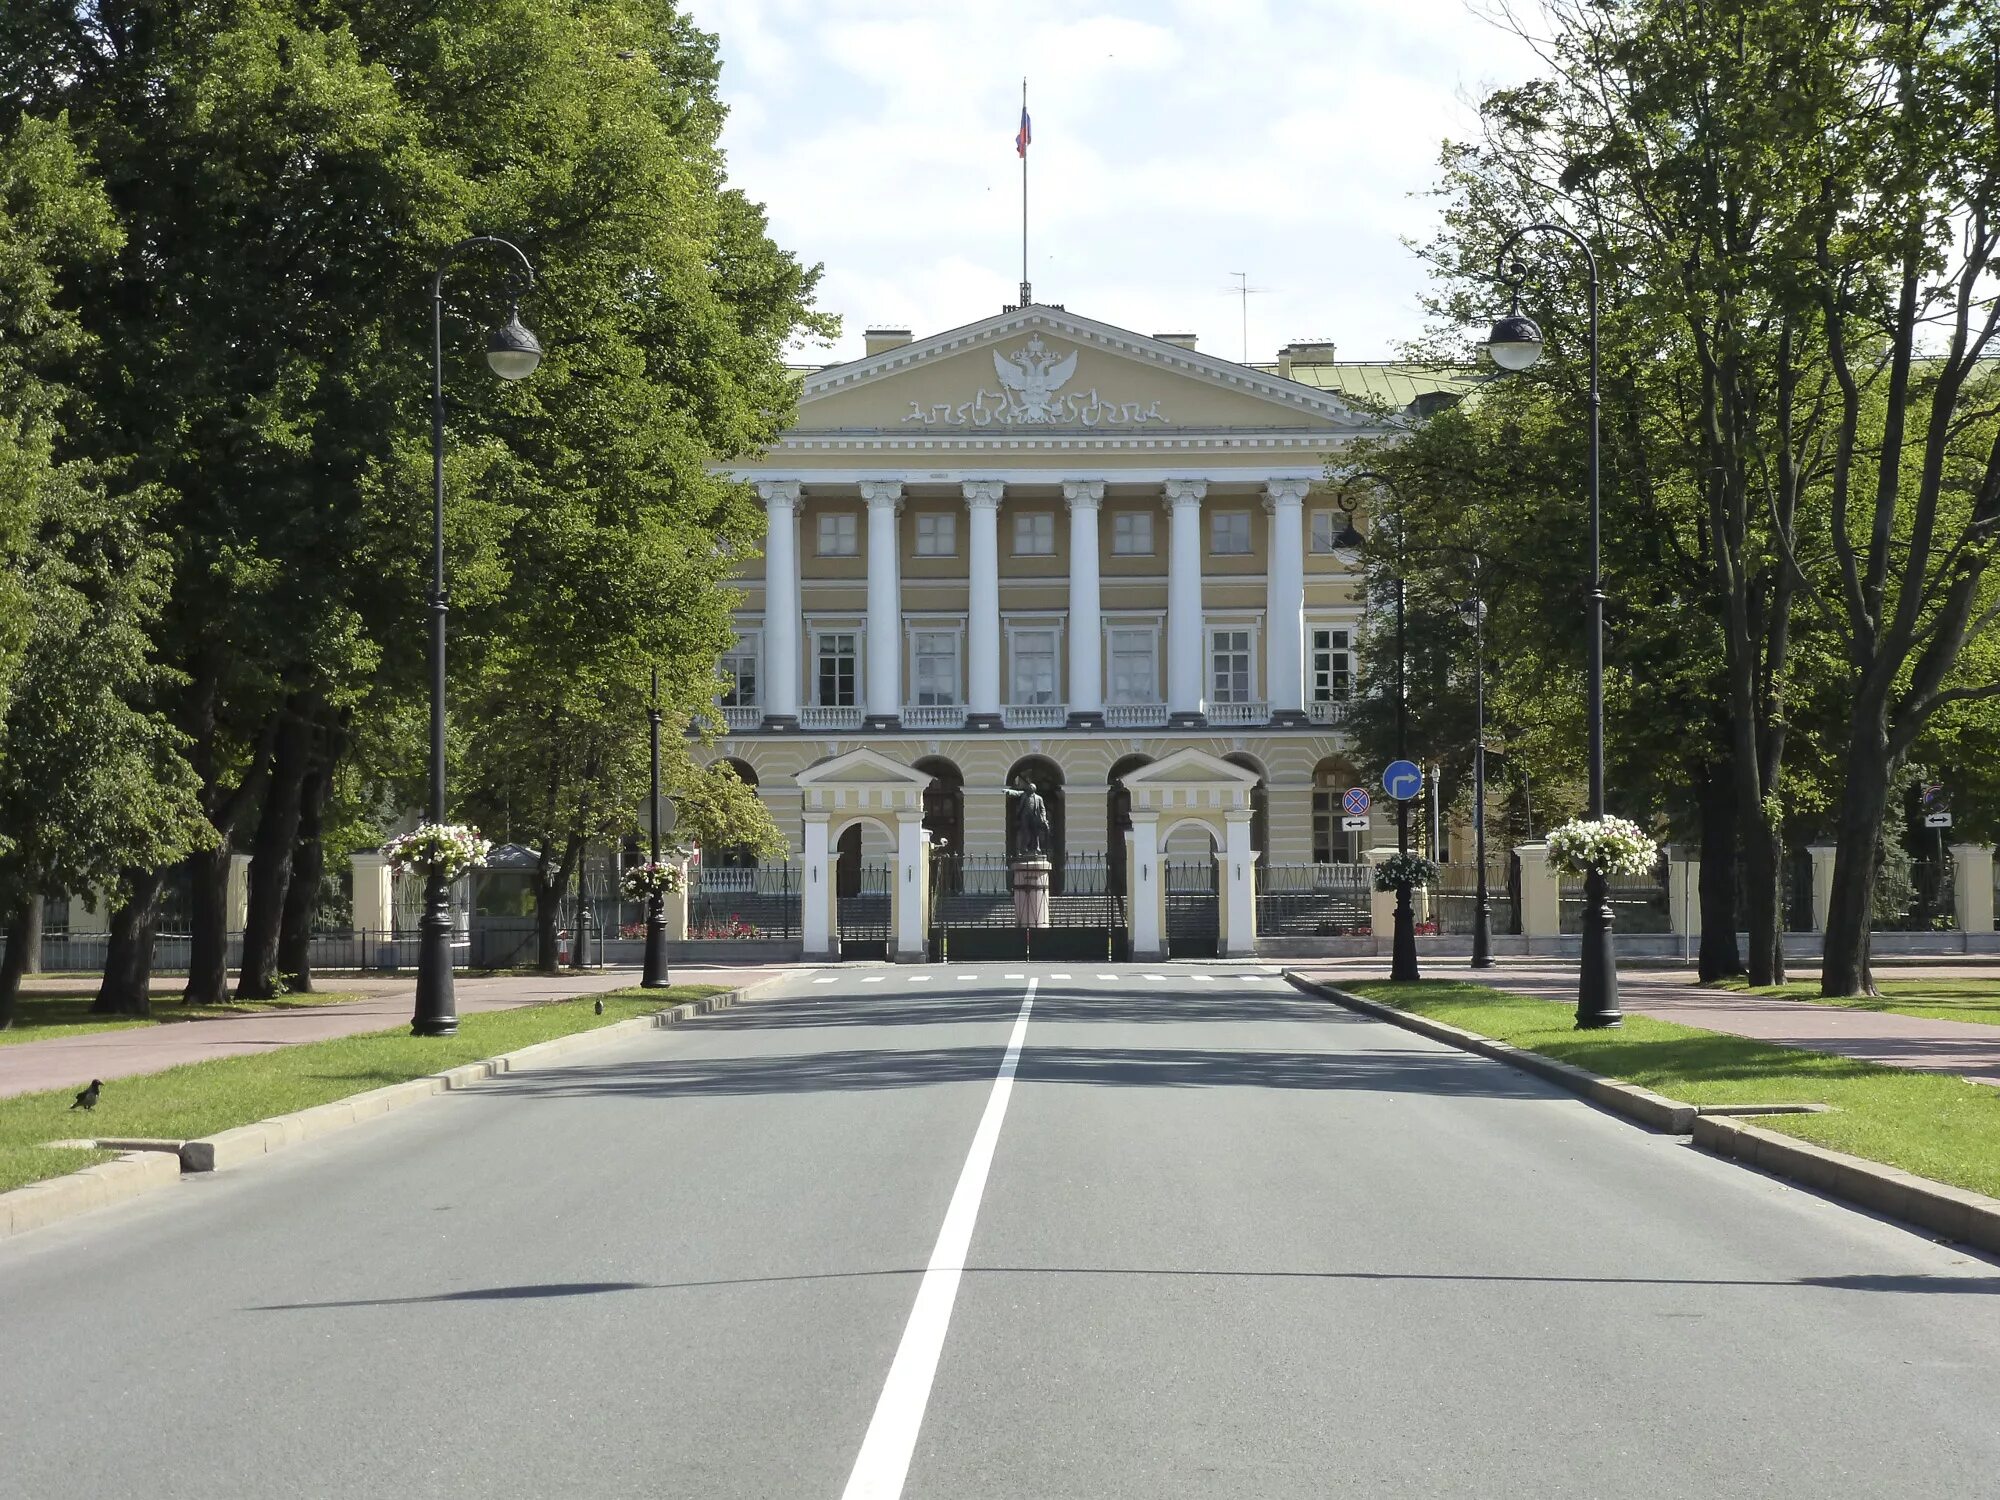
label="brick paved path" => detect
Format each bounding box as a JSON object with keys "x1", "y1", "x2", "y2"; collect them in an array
[
  {"x1": 1288, "y1": 956, "x2": 2000, "y2": 1087},
  {"x1": 0, "y1": 964, "x2": 798, "y2": 1099}
]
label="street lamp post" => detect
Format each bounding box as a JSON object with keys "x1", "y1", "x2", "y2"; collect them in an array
[
  {"x1": 414, "y1": 236, "x2": 543, "y2": 1038},
  {"x1": 642, "y1": 665, "x2": 672, "y2": 988},
  {"x1": 1344, "y1": 471, "x2": 1420, "y2": 983},
  {"x1": 1485, "y1": 222, "x2": 1619, "y2": 1028},
  {"x1": 1460, "y1": 581, "x2": 1493, "y2": 968}
]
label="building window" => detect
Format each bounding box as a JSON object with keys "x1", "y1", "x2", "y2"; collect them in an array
[
  {"x1": 1011, "y1": 628, "x2": 1059, "y2": 704},
  {"x1": 1111, "y1": 511, "x2": 1154, "y2": 555},
  {"x1": 817, "y1": 512, "x2": 858, "y2": 556},
  {"x1": 1310, "y1": 509, "x2": 1338, "y2": 553},
  {"x1": 1210, "y1": 511, "x2": 1251, "y2": 555},
  {"x1": 911, "y1": 630, "x2": 961, "y2": 705},
  {"x1": 915, "y1": 512, "x2": 957, "y2": 556},
  {"x1": 719, "y1": 640, "x2": 759, "y2": 706},
  {"x1": 1014, "y1": 512, "x2": 1055, "y2": 555},
  {"x1": 1310, "y1": 627, "x2": 1351, "y2": 702},
  {"x1": 1210, "y1": 627, "x2": 1254, "y2": 703},
  {"x1": 816, "y1": 632, "x2": 858, "y2": 706},
  {"x1": 1108, "y1": 627, "x2": 1158, "y2": 703},
  {"x1": 1312, "y1": 789, "x2": 1340, "y2": 864}
]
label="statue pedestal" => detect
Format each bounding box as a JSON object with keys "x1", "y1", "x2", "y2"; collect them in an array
[{"x1": 1012, "y1": 859, "x2": 1052, "y2": 928}]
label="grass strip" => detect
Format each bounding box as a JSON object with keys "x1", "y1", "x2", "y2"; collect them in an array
[
  {"x1": 0, "y1": 989, "x2": 369, "y2": 1047},
  {"x1": 1347, "y1": 980, "x2": 2000, "y2": 1201},
  {"x1": 0, "y1": 984, "x2": 724, "y2": 1195},
  {"x1": 1718, "y1": 977, "x2": 2000, "y2": 1029}
]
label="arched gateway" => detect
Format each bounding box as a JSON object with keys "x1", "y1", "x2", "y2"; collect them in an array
[{"x1": 794, "y1": 748, "x2": 934, "y2": 961}]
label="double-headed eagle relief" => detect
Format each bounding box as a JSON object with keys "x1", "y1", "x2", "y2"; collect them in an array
[{"x1": 901, "y1": 334, "x2": 1170, "y2": 428}]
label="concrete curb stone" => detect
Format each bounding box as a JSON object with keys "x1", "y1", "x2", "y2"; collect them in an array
[
  {"x1": 1, "y1": 977, "x2": 774, "y2": 1241},
  {"x1": 1284, "y1": 969, "x2": 2000, "y2": 1253}
]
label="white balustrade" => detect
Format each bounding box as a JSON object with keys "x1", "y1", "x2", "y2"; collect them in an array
[
  {"x1": 1208, "y1": 701, "x2": 1270, "y2": 726},
  {"x1": 800, "y1": 705, "x2": 864, "y2": 731},
  {"x1": 902, "y1": 704, "x2": 968, "y2": 729},
  {"x1": 1002, "y1": 703, "x2": 1068, "y2": 729},
  {"x1": 721, "y1": 705, "x2": 761, "y2": 731},
  {"x1": 1105, "y1": 702, "x2": 1169, "y2": 728},
  {"x1": 1307, "y1": 700, "x2": 1350, "y2": 726}
]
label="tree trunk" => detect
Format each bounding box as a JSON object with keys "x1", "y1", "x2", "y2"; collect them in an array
[
  {"x1": 183, "y1": 846, "x2": 234, "y2": 1006},
  {"x1": 0, "y1": 898, "x2": 39, "y2": 1027},
  {"x1": 277, "y1": 761, "x2": 331, "y2": 992},
  {"x1": 1740, "y1": 818, "x2": 1785, "y2": 987},
  {"x1": 535, "y1": 880, "x2": 563, "y2": 973},
  {"x1": 1822, "y1": 726, "x2": 1894, "y2": 997},
  {"x1": 93, "y1": 869, "x2": 166, "y2": 1016},
  {"x1": 237, "y1": 713, "x2": 311, "y2": 1000},
  {"x1": 1695, "y1": 766, "x2": 1742, "y2": 983}
]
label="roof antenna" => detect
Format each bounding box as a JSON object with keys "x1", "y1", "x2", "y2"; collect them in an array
[{"x1": 1227, "y1": 272, "x2": 1271, "y2": 362}]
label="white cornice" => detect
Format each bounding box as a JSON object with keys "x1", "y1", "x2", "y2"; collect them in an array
[
  {"x1": 797, "y1": 306, "x2": 1384, "y2": 430},
  {"x1": 718, "y1": 465, "x2": 1334, "y2": 487}
]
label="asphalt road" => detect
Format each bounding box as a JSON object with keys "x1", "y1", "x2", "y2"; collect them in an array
[{"x1": 3, "y1": 963, "x2": 1999, "y2": 1498}]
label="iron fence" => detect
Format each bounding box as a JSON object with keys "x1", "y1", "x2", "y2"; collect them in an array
[
  {"x1": 690, "y1": 861, "x2": 801, "y2": 940},
  {"x1": 1879, "y1": 855, "x2": 1955, "y2": 932},
  {"x1": 1559, "y1": 863, "x2": 1671, "y2": 935},
  {"x1": 1256, "y1": 863, "x2": 1370, "y2": 937},
  {"x1": 1432, "y1": 862, "x2": 1512, "y2": 937}
]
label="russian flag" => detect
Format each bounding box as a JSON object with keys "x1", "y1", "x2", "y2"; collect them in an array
[{"x1": 1016, "y1": 105, "x2": 1031, "y2": 157}]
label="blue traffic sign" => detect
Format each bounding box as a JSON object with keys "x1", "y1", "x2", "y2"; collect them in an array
[
  {"x1": 1342, "y1": 786, "x2": 1371, "y2": 817},
  {"x1": 1382, "y1": 759, "x2": 1424, "y2": 802}
]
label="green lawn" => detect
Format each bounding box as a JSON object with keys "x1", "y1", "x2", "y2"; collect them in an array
[
  {"x1": 1719, "y1": 977, "x2": 2000, "y2": 1029},
  {"x1": 0, "y1": 988, "x2": 367, "y2": 1047},
  {"x1": 0, "y1": 985, "x2": 725, "y2": 1195},
  {"x1": 1347, "y1": 980, "x2": 2000, "y2": 1201}
]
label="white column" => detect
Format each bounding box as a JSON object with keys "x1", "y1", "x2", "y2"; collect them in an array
[
  {"x1": 1809, "y1": 843, "x2": 1837, "y2": 932},
  {"x1": 1164, "y1": 479, "x2": 1207, "y2": 725},
  {"x1": 756, "y1": 480, "x2": 801, "y2": 728},
  {"x1": 349, "y1": 852, "x2": 393, "y2": 935},
  {"x1": 1063, "y1": 481, "x2": 1105, "y2": 726},
  {"x1": 1264, "y1": 477, "x2": 1310, "y2": 725},
  {"x1": 859, "y1": 480, "x2": 903, "y2": 727},
  {"x1": 964, "y1": 480, "x2": 1004, "y2": 727},
  {"x1": 227, "y1": 852, "x2": 252, "y2": 931},
  {"x1": 1667, "y1": 850, "x2": 1701, "y2": 936},
  {"x1": 802, "y1": 815, "x2": 832, "y2": 957},
  {"x1": 1515, "y1": 842, "x2": 1560, "y2": 939}
]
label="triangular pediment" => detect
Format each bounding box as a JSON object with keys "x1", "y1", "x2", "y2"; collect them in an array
[
  {"x1": 794, "y1": 747, "x2": 934, "y2": 789},
  {"x1": 795, "y1": 307, "x2": 1383, "y2": 436},
  {"x1": 1118, "y1": 748, "x2": 1263, "y2": 788}
]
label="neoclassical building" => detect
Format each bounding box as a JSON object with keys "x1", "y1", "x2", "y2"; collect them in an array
[{"x1": 699, "y1": 304, "x2": 1467, "y2": 956}]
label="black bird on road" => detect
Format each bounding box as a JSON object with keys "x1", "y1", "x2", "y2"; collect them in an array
[
  {"x1": 71, "y1": 1080, "x2": 102, "y2": 1111},
  {"x1": 594, "y1": 999, "x2": 604, "y2": 1015}
]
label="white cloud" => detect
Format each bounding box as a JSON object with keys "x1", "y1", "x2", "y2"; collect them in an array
[{"x1": 683, "y1": 0, "x2": 1545, "y2": 362}]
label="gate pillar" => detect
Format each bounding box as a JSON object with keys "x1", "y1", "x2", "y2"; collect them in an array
[
  {"x1": 1221, "y1": 811, "x2": 1258, "y2": 957},
  {"x1": 802, "y1": 814, "x2": 834, "y2": 958},
  {"x1": 1129, "y1": 815, "x2": 1164, "y2": 960},
  {"x1": 893, "y1": 813, "x2": 928, "y2": 961}
]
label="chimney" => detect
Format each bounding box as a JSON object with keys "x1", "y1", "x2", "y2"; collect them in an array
[
  {"x1": 1154, "y1": 332, "x2": 1199, "y2": 352},
  {"x1": 865, "y1": 328, "x2": 913, "y2": 357},
  {"x1": 1279, "y1": 339, "x2": 1338, "y2": 378}
]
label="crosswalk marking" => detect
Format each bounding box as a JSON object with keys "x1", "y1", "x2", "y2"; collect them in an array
[
  {"x1": 907, "y1": 975, "x2": 932, "y2": 983},
  {"x1": 1097, "y1": 973, "x2": 1119, "y2": 980},
  {"x1": 1049, "y1": 973, "x2": 1072, "y2": 980},
  {"x1": 1192, "y1": 974, "x2": 1215, "y2": 983},
  {"x1": 814, "y1": 976, "x2": 839, "y2": 984},
  {"x1": 862, "y1": 976, "x2": 884, "y2": 984},
  {"x1": 1143, "y1": 974, "x2": 1168, "y2": 981}
]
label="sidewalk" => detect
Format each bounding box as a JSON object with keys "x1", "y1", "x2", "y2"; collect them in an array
[
  {"x1": 1288, "y1": 956, "x2": 2000, "y2": 1088},
  {"x1": 0, "y1": 964, "x2": 796, "y2": 1100}
]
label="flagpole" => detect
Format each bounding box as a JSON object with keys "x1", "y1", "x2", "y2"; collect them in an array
[{"x1": 1019, "y1": 77, "x2": 1030, "y2": 305}]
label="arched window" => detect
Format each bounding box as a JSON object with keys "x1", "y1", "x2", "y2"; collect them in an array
[
  {"x1": 1223, "y1": 752, "x2": 1268, "y2": 861},
  {"x1": 1311, "y1": 757, "x2": 1359, "y2": 864}
]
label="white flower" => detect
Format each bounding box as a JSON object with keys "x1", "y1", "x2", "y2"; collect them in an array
[
  {"x1": 381, "y1": 823, "x2": 492, "y2": 882},
  {"x1": 1546, "y1": 816, "x2": 1658, "y2": 878},
  {"x1": 619, "y1": 862, "x2": 683, "y2": 899},
  {"x1": 1372, "y1": 852, "x2": 1439, "y2": 892}
]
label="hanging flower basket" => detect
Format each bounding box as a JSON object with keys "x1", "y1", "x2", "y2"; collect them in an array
[
  {"x1": 1372, "y1": 852, "x2": 1439, "y2": 892},
  {"x1": 381, "y1": 823, "x2": 491, "y2": 881},
  {"x1": 1546, "y1": 816, "x2": 1659, "y2": 878},
  {"x1": 620, "y1": 861, "x2": 684, "y2": 900}
]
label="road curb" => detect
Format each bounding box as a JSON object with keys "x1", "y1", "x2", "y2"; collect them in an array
[
  {"x1": 1282, "y1": 973, "x2": 1697, "y2": 1133},
  {"x1": 1, "y1": 976, "x2": 778, "y2": 1241},
  {"x1": 1283, "y1": 970, "x2": 2000, "y2": 1253}
]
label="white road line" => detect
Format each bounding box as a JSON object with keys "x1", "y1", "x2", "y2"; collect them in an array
[
  {"x1": 862, "y1": 976, "x2": 884, "y2": 984},
  {"x1": 814, "y1": 977, "x2": 839, "y2": 985},
  {"x1": 1192, "y1": 974, "x2": 1215, "y2": 983},
  {"x1": 1004, "y1": 973, "x2": 1026, "y2": 980},
  {"x1": 1238, "y1": 975, "x2": 1268, "y2": 982},
  {"x1": 956, "y1": 973, "x2": 978, "y2": 980},
  {"x1": 1049, "y1": 972, "x2": 1072, "y2": 980},
  {"x1": 841, "y1": 979, "x2": 1037, "y2": 1500},
  {"x1": 1143, "y1": 973, "x2": 1168, "y2": 981},
  {"x1": 906, "y1": 975, "x2": 932, "y2": 983},
  {"x1": 1097, "y1": 973, "x2": 1119, "y2": 980}
]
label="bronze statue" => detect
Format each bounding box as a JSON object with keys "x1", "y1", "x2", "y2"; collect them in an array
[{"x1": 1005, "y1": 779, "x2": 1053, "y2": 861}]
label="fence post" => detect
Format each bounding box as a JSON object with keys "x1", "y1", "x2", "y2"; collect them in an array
[
  {"x1": 1514, "y1": 842, "x2": 1559, "y2": 939},
  {"x1": 1221, "y1": 811, "x2": 1256, "y2": 957},
  {"x1": 350, "y1": 851, "x2": 394, "y2": 935},
  {"x1": 1129, "y1": 816, "x2": 1164, "y2": 960},
  {"x1": 1363, "y1": 847, "x2": 1399, "y2": 953},
  {"x1": 665, "y1": 849, "x2": 691, "y2": 942},
  {"x1": 802, "y1": 814, "x2": 833, "y2": 958},
  {"x1": 1809, "y1": 844, "x2": 1838, "y2": 933},
  {"x1": 1950, "y1": 844, "x2": 1995, "y2": 934},
  {"x1": 1666, "y1": 848, "x2": 1701, "y2": 937}
]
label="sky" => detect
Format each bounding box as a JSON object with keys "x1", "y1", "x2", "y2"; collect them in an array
[{"x1": 679, "y1": 0, "x2": 1549, "y2": 366}]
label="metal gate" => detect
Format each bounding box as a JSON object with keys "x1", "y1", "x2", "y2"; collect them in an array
[
  {"x1": 1164, "y1": 859, "x2": 1219, "y2": 958},
  {"x1": 928, "y1": 852, "x2": 1127, "y2": 961},
  {"x1": 691, "y1": 861, "x2": 801, "y2": 940},
  {"x1": 1256, "y1": 864, "x2": 1371, "y2": 937},
  {"x1": 837, "y1": 861, "x2": 892, "y2": 959}
]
